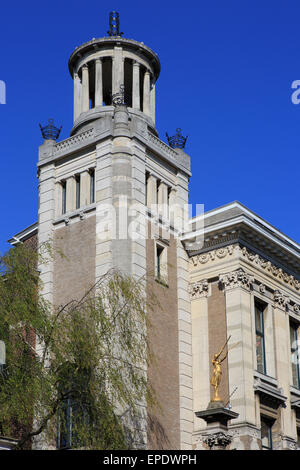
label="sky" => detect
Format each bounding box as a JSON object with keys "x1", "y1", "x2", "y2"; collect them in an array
[{"x1": 0, "y1": 0, "x2": 300, "y2": 254}]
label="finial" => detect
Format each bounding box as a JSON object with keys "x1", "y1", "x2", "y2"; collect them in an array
[
  {"x1": 39, "y1": 119, "x2": 62, "y2": 141},
  {"x1": 166, "y1": 128, "x2": 188, "y2": 149},
  {"x1": 107, "y1": 11, "x2": 123, "y2": 37},
  {"x1": 112, "y1": 84, "x2": 126, "y2": 107}
]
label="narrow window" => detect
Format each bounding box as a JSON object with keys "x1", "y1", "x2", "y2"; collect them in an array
[
  {"x1": 290, "y1": 322, "x2": 300, "y2": 389},
  {"x1": 156, "y1": 245, "x2": 164, "y2": 280},
  {"x1": 145, "y1": 172, "x2": 149, "y2": 206},
  {"x1": 90, "y1": 169, "x2": 95, "y2": 204},
  {"x1": 261, "y1": 416, "x2": 273, "y2": 450},
  {"x1": 62, "y1": 181, "x2": 67, "y2": 214},
  {"x1": 57, "y1": 397, "x2": 72, "y2": 449},
  {"x1": 255, "y1": 301, "x2": 267, "y2": 375},
  {"x1": 76, "y1": 175, "x2": 81, "y2": 210}
]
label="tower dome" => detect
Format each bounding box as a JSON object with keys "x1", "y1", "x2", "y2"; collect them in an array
[{"x1": 68, "y1": 12, "x2": 160, "y2": 136}]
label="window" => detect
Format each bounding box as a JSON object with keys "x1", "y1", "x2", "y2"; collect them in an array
[
  {"x1": 261, "y1": 416, "x2": 273, "y2": 450},
  {"x1": 62, "y1": 181, "x2": 67, "y2": 214},
  {"x1": 75, "y1": 175, "x2": 81, "y2": 210},
  {"x1": 290, "y1": 322, "x2": 300, "y2": 389},
  {"x1": 90, "y1": 169, "x2": 95, "y2": 204},
  {"x1": 255, "y1": 301, "x2": 267, "y2": 375},
  {"x1": 57, "y1": 397, "x2": 89, "y2": 449},
  {"x1": 155, "y1": 242, "x2": 168, "y2": 285},
  {"x1": 56, "y1": 366, "x2": 91, "y2": 450},
  {"x1": 156, "y1": 244, "x2": 164, "y2": 279}
]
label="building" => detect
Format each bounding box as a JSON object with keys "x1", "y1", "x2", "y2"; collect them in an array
[{"x1": 6, "y1": 13, "x2": 300, "y2": 450}]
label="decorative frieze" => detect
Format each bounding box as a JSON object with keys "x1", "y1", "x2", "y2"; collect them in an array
[
  {"x1": 219, "y1": 268, "x2": 254, "y2": 291},
  {"x1": 191, "y1": 245, "x2": 234, "y2": 266},
  {"x1": 273, "y1": 290, "x2": 290, "y2": 310},
  {"x1": 190, "y1": 244, "x2": 300, "y2": 294},
  {"x1": 258, "y1": 283, "x2": 266, "y2": 294},
  {"x1": 203, "y1": 432, "x2": 233, "y2": 449},
  {"x1": 293, "y1": 304, "x2": 300, "y2": 314},
  {"x1": 189, "y1": 279, "x2": 209, "y2": 299}
]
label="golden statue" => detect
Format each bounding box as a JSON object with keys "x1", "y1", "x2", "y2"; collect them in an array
[{"x1": 210, "y1": 336, "x2": 231, "y2": 402}]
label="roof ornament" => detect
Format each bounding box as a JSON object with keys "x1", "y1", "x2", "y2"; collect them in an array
[
  {"x1": 39, "y1": 119, "x2": 62, "y2": 141},
  {"x1": 107, "y1": 11, "x2": 123, "y2": 37},
  {"x1": 112, "y1": 84, "x2": 126, "y2": 107},
  {"x1": 166, "y1": 128, "x2": 188, "y2": 149}
]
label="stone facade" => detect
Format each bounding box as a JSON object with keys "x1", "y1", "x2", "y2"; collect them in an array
[
  {"x1": 187, "y1": 203, "x2": 300, "y2": 450},
  {"x1": 6, "y1": 22, "x2": 300, "y2": 452}
]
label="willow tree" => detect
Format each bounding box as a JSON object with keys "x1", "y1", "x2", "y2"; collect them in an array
[{"x1": 0, "y1": 243, "x2": 155, "y2": 449}]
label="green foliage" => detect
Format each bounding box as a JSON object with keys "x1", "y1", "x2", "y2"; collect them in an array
[{"x1": 0, "y1": 243, "x2": 155, "y2": 449}]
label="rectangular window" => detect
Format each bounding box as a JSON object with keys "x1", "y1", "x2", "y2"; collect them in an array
[
  {"x1": 155, "y1": 243, "x2": 168, "y2": 285},
  {"x1": 62, "y1": 181, "x2": 66, "y2": 214},
  {"x1": 156, "y1": 245, "x2": 164, "y2": 279},
  {"x1": 261, "y1": 416, "x2": 273, "y2": 450},
  {"x1": 255, "y1": 301, "x2": 267, "y2": 375},
  {"x1": 76, "y1": 175, "x2": 81, "y2": 210},
  {"x1": 290, "y1": 322, "x2": 300, "y2": 389},
  {"x1": 90, "y1": 169, "x2": 95, "y2": 204}
]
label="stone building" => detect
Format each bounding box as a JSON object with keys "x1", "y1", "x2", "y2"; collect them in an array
[{"x1": 6, "y1": 14, "x2": 300, "y2": 450}]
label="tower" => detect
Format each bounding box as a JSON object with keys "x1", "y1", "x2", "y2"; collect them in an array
[{"x1": 37, "y1": 13, "x2": 193, "y2": 449}]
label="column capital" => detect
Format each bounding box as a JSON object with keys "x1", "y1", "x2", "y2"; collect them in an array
[
  {"x1": 189, "y1": 279, "x2": 209, "y2": 299},
  {"x1": 95, "y1": 57, "x2": 102, "y2": 63},
  {"x1": 219, "y1": 268, "x2": 254, "y2": 292},
  {"x1": 133, "y1": 60, "x2": 140, "y2": 67},
  {"x1": 82, "y1": 63, "x2": 89, "y2": 70},
  {"x1": 273, "y1": 290, "x2": 290, "y2": 310}
]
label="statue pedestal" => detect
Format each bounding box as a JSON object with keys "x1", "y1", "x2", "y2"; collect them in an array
[{"x1": 195, "y1": 401, "x2": 239, "y2": 450}]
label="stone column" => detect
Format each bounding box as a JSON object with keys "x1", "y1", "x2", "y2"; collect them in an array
[
  {"x1": 190, "y1": 280, "x2": 210, "y2": 433},
  {"x1": 112, "y1": 47, "x2": 124, "y2": 95},
  {"x1": 150, "y1": 80, "x2": 155, "y2": 122},
  {"x1": 146, "y1": 174, "x2": 157, "y2": 209},
  {"x1": 143, "y1": 70, "x2": 150, "y2": 116},
  {"x1": 66, "y1": 176, "x2": 76, "y2": 213},
  {"x1": 132, "y1": 61, "x2": 140, "y2": 110},
  {"x1": 81, "y1": 64, "x2": 89, "y2": 113},
  {"x1": 168, "y1": 187, "x2": 176, "y2": 225},
  {"x1": 273, "y1": 290, "x2": 293, "y2": 447},
  {"x1": 55, "y1": 182, "x2": 62, "y2": 217},
  {"x1": 220, "y1": 269, "x2": 256, "y2": 425},
  {"x1": 80, "y1": 170, "x2": 91, "y2": 207},
  {"x1": 73, "y1": 72, "x2": 81, "y2": 121},
  {"x1": 38, "y1": 162, "x2": 56, "y2": 305},
  {"x1": 157, "y1": 181, "x2": 168, "y2": 218},
  {"x1": 95, "y1": 58, "x2": 103, "y2": 107}
]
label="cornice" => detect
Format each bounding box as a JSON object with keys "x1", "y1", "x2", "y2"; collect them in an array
[
  {"x1": 185, "y1": 218, "x2": 300, "y2": 279},
  {"x1": 190, "y1": 244, "x2": 300, "y2": 295}
]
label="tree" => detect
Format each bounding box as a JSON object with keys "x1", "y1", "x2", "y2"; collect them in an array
[{"x1": 0, "y1": 243, "x2": 155, "y2": 450}]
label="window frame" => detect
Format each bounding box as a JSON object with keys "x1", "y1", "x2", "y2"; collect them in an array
[
  {"x1": 154, "y1": 240, "x2": 168, "y2": 286},
  {"x1": 90, "y1": 169, "x2": 95, "y2": 204},
  {"x1": 75, "y1": 174, "x2": 81, "y2": 210},
  {"x1": 61, "y1": 180, "x2": 67, "y2": 215},
  {"x1": 261, "y1": 415, "x2": 273, "y2": 450},
  {"x1": 290, "y1": 321, "x2": 300, "y2": 389},
  {"x1": 255, "y1": 300, "x2": 267, "y2": 375}
]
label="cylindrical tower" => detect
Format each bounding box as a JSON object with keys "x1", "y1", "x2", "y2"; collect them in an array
[{"x1": 68, "y1": 14, "x2": 160, "y2": 136}]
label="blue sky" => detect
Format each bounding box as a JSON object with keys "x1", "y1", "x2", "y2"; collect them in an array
[{"x1": 0, "y1": 0, "x2": 300, "y2": 253}]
